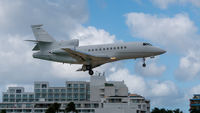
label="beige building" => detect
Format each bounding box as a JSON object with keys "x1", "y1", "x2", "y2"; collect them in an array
[{"x1": 0, "y1": 73, "x2": 150, "y2": 113}]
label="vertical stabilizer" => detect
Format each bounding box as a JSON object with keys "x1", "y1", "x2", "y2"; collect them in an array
[{"x1": 31, "y1": 24, "x2": 55, "y2": 42}]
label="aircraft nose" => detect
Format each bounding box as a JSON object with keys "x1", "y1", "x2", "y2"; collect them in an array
[{"x1": 156, "y1": 48, "x2": 166, "y2": 55}]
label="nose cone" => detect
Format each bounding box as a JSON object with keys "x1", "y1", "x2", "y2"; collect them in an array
[{"x1": 156, "y1": 48, "x2": 166, "y2": 55}]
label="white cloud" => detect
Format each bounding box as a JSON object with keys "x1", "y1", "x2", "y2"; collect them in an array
[
  {"x1": 190, "y1": 84, "x2": 200, "y2": 94},
  {"x1": 149, "y1": 80, "x2": 178, "y2": 97},
  {"x1": 135, "y1": 58, "x2": 166, "y2": 77},
  {"x1": 107, "y1": 68, "x2": 181, "y2": 107},
  {"x1": 151, "y1": 0, "x2": 176, "y2": 9},
  {"x1": 0, "y1": 0, "x2": 88, "y2": 37},
  {"x1": 108, "y1": 68, "x2": 146, "y2": 94},
  {"x1": 70, "y1": 25, "x2": 116, "y2": 46},
  {"x1": 175, "y1": 50, "x2": 200, "y2": 80},
  {"x1": 126, "y1": 12, "x2": 199, "y2": 53},
  {"x1": 151, "y1": 0, "x2": 200, "y2": 9}
]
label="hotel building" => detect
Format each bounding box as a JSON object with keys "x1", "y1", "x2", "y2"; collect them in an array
[{"x1": 0, "y1": 73, "x2": 150, "y2": 113}]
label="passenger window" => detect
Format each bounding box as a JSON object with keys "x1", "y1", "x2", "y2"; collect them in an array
[
  {"x1": 92, "y1": 49, "x2": 94, "y2": 51},
  {"x1": 117, "y1": 47, "x2": 119, "y2": 49},
  {"x1": 110, "y1": 47, "x2": 112, "y2": 50},
  {"x1": 99, "y1": 48, "x2": 101, "y2": 51},
  {"x1": 95, "y1": 49, "x2": 97, "y2": 51},
  {"x1": 107, "y1": 48, "x2": 109, "y2": 50},
  {"x1": 88, "y1": 49, "x2": 90, "y2": 52},
  {"x1": 103, "y1": 48, "x2": 105, "y2": 50},
  {"x1": 124, "y1": 46, "x2": 127, "y2": 49},
  {"x1": 121, "y1": 46, "x2": 123, "y2": 49},
  {"x1": 114, "y1": 47, "x2": 116, "y2": 50}
]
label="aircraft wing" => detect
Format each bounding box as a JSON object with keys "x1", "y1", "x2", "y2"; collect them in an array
[{"x1": 62, "y1": 48, "x2": 110, "y2": 62}]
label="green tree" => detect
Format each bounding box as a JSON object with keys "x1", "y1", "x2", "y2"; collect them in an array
[
  {"x1": 46, "y1": 106, "x2": 55, "y2": 113},
  {"x1": 53, "y1": 103, "x2": 61, "y2": 113},
  {"x1": 0, "y1": 110, "x2": 6, "y2": 113},
  {"x1": 65, "y1": 102, "x2": 78, "y2": 113},
  {"x1": 190, "y1": 108, "x2": 200, "y2": 113},
  {"x1": 45, "y1": 103, "x2": 61, "y2": 113},
  {"x1": 151, "y1": 107, "x2": 183, "y2": 113},
  {"x1": 173, "y1": 109, "x2": 183, "y2": 113}
]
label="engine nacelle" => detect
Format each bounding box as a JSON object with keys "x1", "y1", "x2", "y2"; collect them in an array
[{"x1": 59, "y1": 39, "x2": 79, "y2": 47}]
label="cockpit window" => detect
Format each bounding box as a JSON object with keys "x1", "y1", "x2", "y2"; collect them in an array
[{"x1": 143, "y1": 43, "x2": 152, "y2": 46}]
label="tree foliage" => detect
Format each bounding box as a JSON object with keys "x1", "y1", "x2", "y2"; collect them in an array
[
  {"x1": 0, "y1": 110, "x2": 6, "y2": 113},
  {"x1": 45, "y1": 103, "x2": 61, "y2": 113},
  {"x1": 151, "y1": 107, "x2": 183, "y2": 113},
  {"x1": 190, "y1": 108, "x2": 200, "y2": 113},
  {"x1": 65, "y1": 102, "x2": 78, "y2": 113}
]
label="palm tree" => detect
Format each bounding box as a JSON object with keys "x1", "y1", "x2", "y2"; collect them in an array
[
  {"x1": 65, "y1": 102, "x2": 78, "y2": 113},
  {"x1": 173, "y1": 109, "x2": 183, "y2": 113},
  {"x1": 0, "y1": 110, "x2": 6, "y2": 113},
  {"x1": 46, "y1": 106, "x2": 55, "y2": 113},
  {"x1": 53, "y1": 103, "x2": 61, "y2": 113},
  {"x1": 45, "y1": 103, "x2": 61, "y2": 113}
]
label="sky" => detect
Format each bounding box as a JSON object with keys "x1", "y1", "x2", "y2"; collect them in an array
[{"x1": 0, "y1": 0, "x2": 200, "y2": 112}]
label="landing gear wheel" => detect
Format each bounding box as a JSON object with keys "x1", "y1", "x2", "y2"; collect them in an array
[
  {"x1": 86, "y1": 65, "x2": 92, "y2": 70},
  {"x1": 89, "y1": 70, "x2": 94, "y2": 75},
  {"x1": 142, "y1": 58, "x2": 146, "y2": 67}
]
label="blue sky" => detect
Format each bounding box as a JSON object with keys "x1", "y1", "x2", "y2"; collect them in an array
[{"x1": 0, "y1": 0, "x2": 200, "y2": 112}]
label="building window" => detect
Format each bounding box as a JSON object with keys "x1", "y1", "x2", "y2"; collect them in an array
[
  {"x1": 9, "y1": 89, "x2": 15, "y2": 93},
  {"x1": 3, "y1": 94, "x2": 8, "y2": 98},
  {"x1": 67, "y1": 84, "x2": 72, "y2": 88},
  {"x1": 42, "y1": 84, "x2": 47, "y2": 88},
  {"x1": 61, "y1": 89, "x2": 66, "y2": 93},
  {"x1": 16, "y1": 89, "x2": 21, "y2": 93},
  {"x1": 42, "y1": 89, "x2": 47, "y2": 93},
  {"x1": 48, "y1": 89, "x2": 53, "y2": 93},
  {"x1": 35, "y1": 84, "x2": 40, "y2": 88},
  {"x1": 67, "y1": 89, "x2": 72, "y2": 93},
  {"x1": 74, "y1": 89, "x2": 78, "y2": 93},
  {"x1": 23, "y1": 94, "x2": 27, "y2": 98},
  {"x1": 35, "y1": 89, "x2": 40, "y2": 93},
  {"x1": 29, "y1": 94, "x2": 34, "y2": 98},
  {"x1": 54, "y1": 89, "x2": 59, "y2": 93},
  {"x1": 80, "y1": 84, "x2": 85, "y2": 88},
  {"x1": 73, "y1": 84, "x2": 78, "y2": 88}
]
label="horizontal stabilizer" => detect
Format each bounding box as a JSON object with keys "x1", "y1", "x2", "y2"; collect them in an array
[{"x1": 25, "y1": 40, "x2": 52, "y2": 43}]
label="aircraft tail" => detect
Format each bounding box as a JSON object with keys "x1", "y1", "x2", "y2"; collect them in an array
[{"x1": 31, "y1": 24, "x2": 55, "y2": 42}]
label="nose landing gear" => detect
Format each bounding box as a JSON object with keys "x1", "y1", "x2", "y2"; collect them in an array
[{"x1": 142, "y1": 58, "x2": 146, "y2": 67}]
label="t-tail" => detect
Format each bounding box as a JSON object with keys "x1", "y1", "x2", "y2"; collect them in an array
[{"x1": 26, "y1": 24, "x2": 56, "y2": 51}]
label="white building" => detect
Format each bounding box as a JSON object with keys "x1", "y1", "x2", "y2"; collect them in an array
[{"x1": 0, "y1": 73, "x2": 150, "y2": 113}]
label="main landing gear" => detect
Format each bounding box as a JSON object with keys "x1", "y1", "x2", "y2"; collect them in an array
[
  {"x1": 142, "y1": 58, "x2": 146, "y2": 67},
  {"x1": 86, "y1": 65, "x2": 94, "y2": 75}
]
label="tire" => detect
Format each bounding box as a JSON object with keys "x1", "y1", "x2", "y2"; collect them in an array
[
  {"x1": 142, "y1": 63, "x2": 146, "y2": 67},
  {"x1": 89, "y1": 70, "x2": 94, "y2": 75}
]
